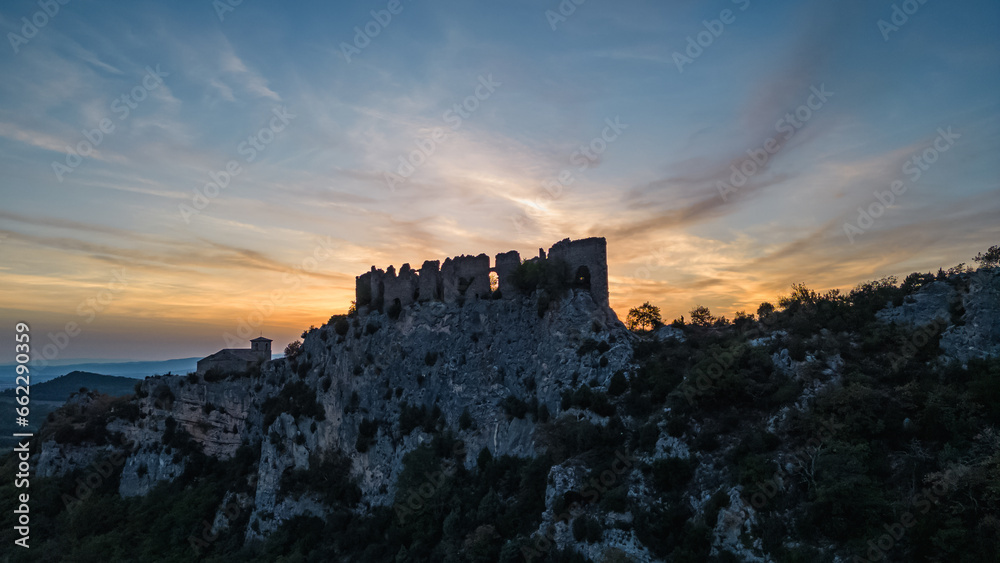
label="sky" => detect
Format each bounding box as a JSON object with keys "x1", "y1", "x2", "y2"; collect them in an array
[{"x1": 0, "y1": 0, "x2": 998, "y2": 364}]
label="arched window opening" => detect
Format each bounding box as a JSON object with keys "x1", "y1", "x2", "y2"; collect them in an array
[
  {"x1": 574, "y1": 266, "x2": 591, "y2": 291},
  {"x1": 489, "y1": 271, "x2": 499, "y2": 292}
]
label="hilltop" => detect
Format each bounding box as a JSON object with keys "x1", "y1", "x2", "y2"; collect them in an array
[{"x1": 2, "y1": 241, "x2": 998, "y2": 562}]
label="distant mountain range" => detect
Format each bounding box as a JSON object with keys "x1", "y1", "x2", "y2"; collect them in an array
[
  {"x1": 1, "y1": 355, "x2": 285, "y2": 388},
  {"x1": 1, "y1": 370, "x2": 138, "y2": 402}
]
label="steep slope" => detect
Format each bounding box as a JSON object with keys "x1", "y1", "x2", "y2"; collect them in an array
[{"x1": 13, "y1": 267, "x2": 1000, "y2": 562}]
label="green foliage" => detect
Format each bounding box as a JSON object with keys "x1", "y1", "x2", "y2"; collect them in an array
[
  {"x1": 283, "y1": 340, "x2": 303, "y2": 359},
  {"x1": 387, "y1": 299, "x2": 402, "y2": 320},
  {"x1": 333, "y1": 316, "x2": 350, "y2": 336},
  {"x1": 689, "y1": 305, "x2": 715, "y2": 327},
  {"x1": 261, "y1": 381, "x2": 325, "y2": 430},
  {"x1": 627, "y1": 301, "x2": 662, "y2": 332},
  {"x1": 459, "y1": 406, "x2": 474, "y2": 430},
  {"x1": 280, "y1": 450, "x2": 361, "y2": 506},
  {"x1": 399, "y1": 401, "x2": 443, "y2": 435},
  {"x1": 973, "y1": 243, "x2": 1000, "y2": 268},
  {"x1": 508, "y1": 257, "x2": 571, "y2": 296},
  {"x1": 425, "y1": 350, "x2": 439, "y2": 366},
  {"x1": 355, "y1": 418, "x2": 379, "y2": 452},
  {"x1": 650, "y1": 456, "x2": 696, "y2": 493},
  {"x1": 500, "y1": 395, "x2": 530, "y2": 419},
  {"x1": 607, "y1": 371, "x2": 628, "y2": 396},
  {"x1": 560, "y1": 384, "x2": 615, "y2": 417},
  {"x1": 571, "y1": 515, "x2": 603, "y2": 543}
]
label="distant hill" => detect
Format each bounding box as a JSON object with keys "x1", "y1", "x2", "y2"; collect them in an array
[
  {"x1": 1, "y1": 371, "x2": 137, "y2": 402},
  {"x1": 0, "y1": 357, "x2": 202, "y2": 390}
]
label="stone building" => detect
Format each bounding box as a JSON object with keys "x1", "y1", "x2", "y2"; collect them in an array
[
  {"x1": 197, "y1": 336, "x2": 272, "y2": 375},
  {"x1": 355, "y1": 237, "x2": 611, "y2": 314}
]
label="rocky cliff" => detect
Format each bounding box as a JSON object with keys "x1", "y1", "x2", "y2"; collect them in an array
[{"x1": 26, "y1": 267, "x2": 1000, "y2": 562}]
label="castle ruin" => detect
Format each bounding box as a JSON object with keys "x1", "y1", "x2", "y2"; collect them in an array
[{"x1": 355, "y1": 237, "x2": 610, "y2": 313}]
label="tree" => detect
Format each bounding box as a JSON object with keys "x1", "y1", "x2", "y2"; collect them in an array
[
  {"x1": 733, "y1": 310, "x2": 755, "y2": 330},
  {"x1": 626, "y1": 302, "x2": 662, "y2": 332},
  {"x1": 974, "y1": 244, "x2": 1000, "y2": 268},
  {"x1": 284, "y1": 340, "x2": 303, "y2": 359},
  {"x1": 689, "y1": 305, "x2": 715, "y2": 327},
  {"x1": 757, "y1": 302, "x2": 775, "y2": 318}
]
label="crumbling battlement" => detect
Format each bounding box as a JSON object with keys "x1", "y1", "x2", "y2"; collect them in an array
[{"x1": 355, "y1": 237, "x2": 610, "y2": 312}]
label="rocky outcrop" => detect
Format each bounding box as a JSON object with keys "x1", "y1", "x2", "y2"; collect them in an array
[
  {"x1": 876, "y1": 269, "x2": 1000, "y2": 362},
  {"x1": 245, "y1": 289, "x2": 631, "y2": 531},
  {"x1": 940, "y1": 269, "x2": 1000, "y2": 362}
]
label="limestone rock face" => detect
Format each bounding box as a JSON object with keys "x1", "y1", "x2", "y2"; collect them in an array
[
  {"x1": 876, "y1": 270, "x2": 1000, "y2": 363},
  {"x1": 940, "y1": 269, "x2": 1000, "y2": 362},
  {"x1": 876, "y1": 281, "x2": 957, "y2": 327},
  {"x1": 242, "y1": 289, "x2": 631, "y2": 530}
]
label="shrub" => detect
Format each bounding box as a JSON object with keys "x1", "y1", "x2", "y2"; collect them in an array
[
  {"x1": 650, "y1": 457, "x2": 696, "y2": 493},
  {"x1": 509, "y1": 257, "x2": 571, "y2": 296},
  {"x1": 500, "y1": 395, "x2": 529, "y2": 419},
  {"x1": 334, "y1": 317, "x2": 350, "y2": 336},
  {"x1": 607, "y1": 371, "x2": 628, "y2": 396},
  {"x1": 387, "y1": 299, "x2": 402, "y2": 320},
  {"x1": 424, "y1": 351, "x2": 438, "y2": 366},
  {"x1": 262, "y1": 381, "x2": 326, "y2": 429},
  {"x1": 459, "y1": 407, "x2": 473, "y2": 430},
  {"x1": 284, "y1": 340, "x2": 303, "y2": 359},
  {"x1": 577, "y1": 338, "x2": 600, "y2": 356},
  {"x1": 355, "y1": 418, "x2": 379, "y2": 453},
  {"x1": 280, "y1": 450, "x2": 361, "y2": 506}
]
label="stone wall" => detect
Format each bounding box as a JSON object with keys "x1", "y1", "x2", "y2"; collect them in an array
[
  {"x1": 441, "y1": 254, "x2": 491, "y2": 303},
  {"x1": 547, "y1": 237, "x2": 610, "y2": 309},
  {"x1": 355, "y1": 237, "x2": 611, "y2": 312}
]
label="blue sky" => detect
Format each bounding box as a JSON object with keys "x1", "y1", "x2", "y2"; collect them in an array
[{"x1": 1, "y1": 0, "x2": 998, "y2": 362}]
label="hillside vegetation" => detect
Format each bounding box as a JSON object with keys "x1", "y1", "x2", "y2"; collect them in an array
[{"x1": 2, "y1": 252, "x2": 998, "y2": 563}]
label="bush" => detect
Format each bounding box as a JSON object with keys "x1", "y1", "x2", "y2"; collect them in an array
[
  {"x1": 508, "y1": 257, "x2": 571, "y2": 296},
  {"x1": 355, "y1": 418, "x2": 379, "y2": 452},
  {"x1": 284, "y1": 340, "x2": 303, "y2": 359},
  {"x1": 424, "y1": 351, "x2": 438, "y2": 366},
  {"x1": 459, "y1": 407, "x2": 473, "y2": 430},
  {"x1": 280, "y1": 450, "x2": 361, "y2": 506},
  {"x1": 333, "y1": 317, "x2": 350, "y2": 336},
  {"x1": 650, "y1": 457, "x2": 696, "y2": 493},
  {"x1": 262, "y1": 381, "x2": 326, "y2": 429},
  {"x1": 387, "y1": 299, "x2": 402, "y2": 320},
  {"x1": 607, "y1": 371, "x2": 628, "y2": 396},
  {"x1": 500, "y1": 395, "x2": 529, "y2": 419}
]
